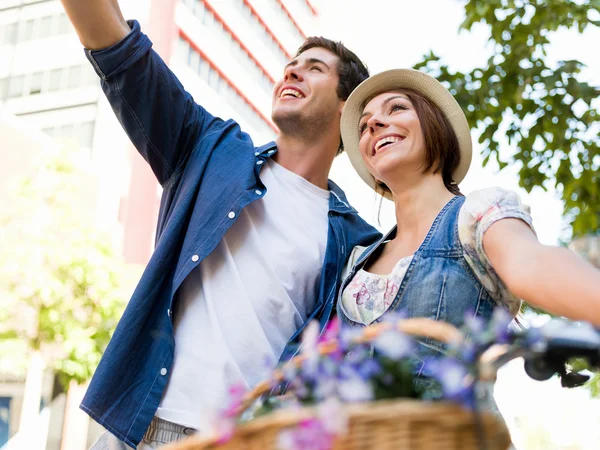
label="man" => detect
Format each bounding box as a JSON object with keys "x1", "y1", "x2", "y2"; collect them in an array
[{"x1": 59, "y1": 1, "x2": 381, "y2": 448}]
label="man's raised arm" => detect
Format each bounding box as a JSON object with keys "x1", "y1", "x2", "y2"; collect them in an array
[
  {"x1": 60, "y1": 0, "x2": 130, "y2": 50},
  {"x1": 59, "y1": 1, "x2": 222, "y2": 185}
]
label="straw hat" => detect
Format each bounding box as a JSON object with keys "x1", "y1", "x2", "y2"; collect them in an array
[{"x1": 340, "y1": 69, "x2": 472, "y2": 198}]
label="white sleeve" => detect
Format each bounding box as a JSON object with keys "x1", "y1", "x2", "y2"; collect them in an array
[{"x1": 458, "y1": 187, "x2": 535, "y2": 315}]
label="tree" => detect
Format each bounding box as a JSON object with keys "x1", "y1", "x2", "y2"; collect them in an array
[
  {"x1": 0, "y1": 146, "x2": 137, "y2": 443},
  {"x1": 414, "y1": 0, "x2": 600, "y2": 238},
  {"x1": 414, "y1": 0, "x2": 599, "y2": 397}
]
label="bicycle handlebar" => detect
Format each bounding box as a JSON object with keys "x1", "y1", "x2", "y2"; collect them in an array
[{"x1": 484, "y1": 319, "x2": 600, "y2": 387}]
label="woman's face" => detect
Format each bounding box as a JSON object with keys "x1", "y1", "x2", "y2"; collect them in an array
[{"x1": 357, "y1": 90, "x2": 426, "y2": 187}]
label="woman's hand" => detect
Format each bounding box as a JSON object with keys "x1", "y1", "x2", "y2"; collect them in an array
[{"x1": 483, "y1": 218, "x2": 600, "y2": 326}]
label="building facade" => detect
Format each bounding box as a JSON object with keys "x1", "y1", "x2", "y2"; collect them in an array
[{"x1": 0, "y1": 0, "x2": 321, "y2": 447}]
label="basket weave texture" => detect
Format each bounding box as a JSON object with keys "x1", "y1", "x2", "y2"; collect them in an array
[
  {"x1": 164, "y1": 318, "x2": 512, "y2": 450},
  {"x1": 166, "y1": 399, "x2": 511, "y2": 450}
]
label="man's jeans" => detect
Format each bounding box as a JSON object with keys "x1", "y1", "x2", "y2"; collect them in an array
[{"x1": 90, "y1": 417, "x2": 196, "y2": 449}]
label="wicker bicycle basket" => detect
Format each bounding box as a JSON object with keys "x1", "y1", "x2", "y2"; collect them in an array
[{"x1": 165, "y1": 318, "x2": 512, "y2": 450}]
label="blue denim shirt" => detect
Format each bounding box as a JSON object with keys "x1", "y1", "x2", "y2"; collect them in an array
[{"x1": 80, "y1": 21, "x2": 381, "y2": 448}]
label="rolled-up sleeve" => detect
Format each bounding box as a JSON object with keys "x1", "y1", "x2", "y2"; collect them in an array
[
  {"x1": 458, "y1": 187, "x2": 535, "y2": 315},
  {"x1": 85, "y1": 20, "x2": 222, "y2": 185}
]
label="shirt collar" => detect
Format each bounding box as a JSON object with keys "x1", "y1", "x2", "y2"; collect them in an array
[{"x1": 257, "y1": 144, "x2": 356, "y2": 215}]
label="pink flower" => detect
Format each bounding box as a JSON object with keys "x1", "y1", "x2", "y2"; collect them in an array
[
  {"x1": 277, "y1": 417, "x2": 335, "y2": 450},
  {"x1": 319, "y1": 316, "x2": 340, "y2": 344}
]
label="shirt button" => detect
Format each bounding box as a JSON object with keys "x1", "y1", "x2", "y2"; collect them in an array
[
  {"x1": 255, "y1": 190, "x2": 262, "y2": 195},
  {"x1": 191, "y1": 255, "x2": 199, "y2": 262},
  {"x1": 160, "y1": 368, "x2": 167, "y2": 376},
  {"x1": 256, "y1": 160, "x2": 264, "y2": 165},
  {"x1": 268, "y1": 150, "x2": 275, "y2": 154},
  {"x1": 254, "y1": 152, "x2": 259, "y2": 156},
  {"x1": 167, "y1": 308, "x2": 171, "y2": 317},
  {"x1": 228, "y1": 211, "x2": 235, "y2": 219}
]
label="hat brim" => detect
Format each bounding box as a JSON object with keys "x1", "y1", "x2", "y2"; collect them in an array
[{"x1": 340, "y1": 69, "x2": 472, "y2": 200}]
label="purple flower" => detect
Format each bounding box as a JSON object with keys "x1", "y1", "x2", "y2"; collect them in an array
[
  {"x1": 459, "y1": 340, "x2": 478, "y2": 364},
  {"x1": 357, "y1": 358, "x2": 382, "y2": 379},
  {"x1": 426, "y1": 357, "x2": 472, "y2": 403},
  {"x1": 337, "y1": 374, "x2": 374, "y2": 402},
  {"x1": 373, "y1": 330, "x2": 414, "y2": 360},
  {"x1": 490, "y1": 308, "x2": 513, "y2": 344},
  {"x1": 464, "y1": 313, "x2": 486, "y2": 336},
  {"x1": 338, "y1": 325, "x2": 362, "y2": 351},
  {"x1": 314, "y1": 378, "x2": 337, "y2": 400}
]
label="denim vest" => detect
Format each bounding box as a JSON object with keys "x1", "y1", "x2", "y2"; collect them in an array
[{"x1": 337, "y1": 196, "x2": 496, "y2": 356}]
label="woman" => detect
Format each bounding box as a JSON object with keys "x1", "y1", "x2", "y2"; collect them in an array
[{"x1": 336, "y1": 69, "x2": 600, "y2": 338}]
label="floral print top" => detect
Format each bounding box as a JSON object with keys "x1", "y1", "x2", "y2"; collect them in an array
[{"x1": 341, "y1": 187, "x2": 534, "y2": 325}]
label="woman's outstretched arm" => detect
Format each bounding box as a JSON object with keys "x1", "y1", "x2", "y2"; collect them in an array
[{"x1": 484, "y1": 218, "x2": 600, "y2": 326}]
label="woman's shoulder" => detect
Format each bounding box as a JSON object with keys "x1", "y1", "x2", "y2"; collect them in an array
[{"x1": 460, "y1": 187, "x2": 530, "y2": 220}]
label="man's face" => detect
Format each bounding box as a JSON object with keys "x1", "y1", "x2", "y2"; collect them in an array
[{"x1": 271, "y1": 47, "x2": 344, "y2": 135}]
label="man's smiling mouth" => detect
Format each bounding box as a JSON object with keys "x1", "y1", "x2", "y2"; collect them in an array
[{"x1": 279, "y1": 87, "x2": 305, "y2": 99}]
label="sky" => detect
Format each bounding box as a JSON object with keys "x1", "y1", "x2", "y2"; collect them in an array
[
  {"x1": 318, "y1": 0, "x2": 600, "y2": 246},
  {"x1": 315, "y1": 1, "x2": 600, "y2": 447}
]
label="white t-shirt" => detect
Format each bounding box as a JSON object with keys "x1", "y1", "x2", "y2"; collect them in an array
[{"x1": 156, "y1": 159, "x2": 330, "y2": 432}]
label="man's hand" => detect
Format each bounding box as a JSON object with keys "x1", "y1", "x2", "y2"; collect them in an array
[{"x1": 60, "y1": 0, "x2": 131, "y2": 50}]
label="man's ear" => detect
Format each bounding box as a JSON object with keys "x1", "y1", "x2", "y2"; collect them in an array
[{"x1": 339, "y1": 100, "x2": 346, "y2": 115}]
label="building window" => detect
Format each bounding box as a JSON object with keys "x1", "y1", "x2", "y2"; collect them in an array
[
  {"x1": 2, "y1": 23, "x2": 18, "y2": 45},
  {"x1": 21, "y1": 19, "x2": 35, "y2": 41},
  {"x1": 58, "y1": 13, "x2": 71, "y2": 35},
  {"x1": 177, "y1": 37, "x2": 274, "y2": 138},
  {"x1": 48, "y1": 68, "x2": 63, "y2": 92},
  {"x1": 237, "y1": 0, "x2": 289, "y2": 67},
  {"x1": 2, "y1": 64, "x2": 97, "y2": 100},
  {"x1": 184, "y1": 0, "x2": 276, "y2": 95},
  {"x1": 7, "y1": 75, "x2": 25, "y2": 98},
  {"x1": 0, "y1": 78, "x2": 8, "y2": 101},
  {"x1": 45, "y1": 120, "x2": 96, "y2": 149},
  {"x1": 4, "y1": 13, "x2": 72, "y2": 45},
  {"x1": 39, "y1": 15, "x2": 54, "y2": 39},
  {"x1": 29, "y1": 71, "x2": 44, "y2": 95},
  {"x1": 263, "y1": 0, "x2": 304, "y2": 43}
]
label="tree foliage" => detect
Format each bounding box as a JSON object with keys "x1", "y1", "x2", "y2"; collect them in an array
[
  {"x1": 0, "y1": 147, "x2": 136, "y2": 387},
  {"x1": 415, "y1": 0, "x2": 600, "y2": 237}
]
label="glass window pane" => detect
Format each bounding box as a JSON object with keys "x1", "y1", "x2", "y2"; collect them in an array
[
  {"x1": 68, "y1": 65, "x2": 81, "y2": 89},
  {"x1": 59, "y1": 123, "x2": 75, "y2": 137},
  {"x1": 4, "y1": 23, "x2": 17, "y2": 45},
  {"x1": 29, "y1": 72, "x2": 43, "y2": 94},
  {"x1": 21, "y1": 19, "x2": 34, "y2": 41},
  {"x1": 7, "y1": 75, "x2": 24, "y2": 98},
  {"x1": 199, "y1": 57, "x2": 209, "y2": 79},
  {"x1": 58, "y1": 13, "x2": 70, "y2": 34},
  {"x1": 190, "y1": 51, "x2": 199, "y2": 71},
  {"x1": 0, "y1": 78, "x2": 8, "y2": 100},
  {"x1": 49, "y1": 68, "x2": 62, "y2": 91},
  {"x1": 39, "y1": 16, "x2": 53, "y2": 38}
]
